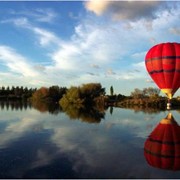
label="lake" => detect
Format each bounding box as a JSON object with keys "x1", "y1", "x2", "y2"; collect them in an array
[{"x1": 0, "y1": 101, "x2": 180, "y2": 178}]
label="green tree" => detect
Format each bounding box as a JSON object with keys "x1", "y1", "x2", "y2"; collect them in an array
[
  {"x1": 1, "y1": 86, "x2": 5, "y2": 96},
  {"x1": 60, "y1": 86, "x2": 83, "y2": 108},
  {"x1": 60, "y1": 83, "x2": 105, "y2": 107},
  {"x1": 49, "y1": 86, "x2": 60, "y2": 102},
  {"x1": 49, "y1": 86, "x2": 67, "y2": 102},
  {"x1": 6, "y1": 86, "x2": 10, "y2": 94},
  {"x1": 110, "y1": 86, "x2": 114, "y2": 96},
  {"x1": 80, "y1": 83, "x2": 105, "y2": 100}
]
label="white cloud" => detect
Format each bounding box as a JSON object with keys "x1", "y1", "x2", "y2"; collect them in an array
[
  {"x1": 85, "y1": 0, "x2": 110, "y2": 16},
  {"x1": 1, "y1": 17, "x2": 29, "y2": 26},
  {"x1": 1, "y1": 17, "x2": 61, "y2": 48},
  {"x1": 169, "y1": 27, "x2": 180, "y2": 36},
  {"x1": 0, "y1": 110, "x2": 43, "y2": 148},
  {"x1": 32, "y1": 27, "x2": 60, "y2": 47},
  {"x1": 50, "y1": 19, "x2": 137, "y2": 74},
  {"x1": 85, "y1": 1, "x2": 166, "y2": 21},
  {"x1": 0, "y1": 9, "x2": 173, "y2": 90},
  {"x1": 90, "y1": 64, "x2": 100, "y2": 69},
  {"x1": 9, "y1": 8, "x2": 57, "y2": 23},
  {"x1": 30, "y1": 8, "x2": 57, "y2": 23},
  {"x1": 133, "y1": 61, "x2": 145, "y2": 69},
  {"x1": 0, "y1": 46, "x2": 39, "y2": 77},
  {"x1": 106, "y1": 68, "x2": 116, "y2": 75},
  {"x1": 131, "y1": 52, "x2": 146, "y2": 61},
  {"x1": 146, "y1": 79, "x2": 154, "y2": 83},
  {"x1": 0, "y1": 46, "x2": 54, "y2": 87},
  {"x1": 1, "y1": 2, "x2": 180, "y2": 95}
]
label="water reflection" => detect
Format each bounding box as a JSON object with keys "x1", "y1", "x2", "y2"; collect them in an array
[
  {"x1": 32, "y1": 101, "x2": 106, "y2": 123},
  {"x1": 61, "y1": 104, "x2": 105, "y2": 123},
  {"x1": 1, "y1": 103, "x2": 180, "y2": 178},
  {"x1": 0, "y1": 100, "x2": 32, "y2": 111},
  {"x1": 1, "y1": 100, "x2": 106, "y2": 124},
  {"x1": 144, "y1": 113, "x2": 180, "y2": 171},
  {"x1": 121, "y1": 105, "x2": 165, "y2": 114},
  {"x1": 31, "y1": 101, "x2": 62, "y2": 115}
]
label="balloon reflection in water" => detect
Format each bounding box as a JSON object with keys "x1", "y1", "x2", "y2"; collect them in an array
[{"x1": 144, "y1": 113, "x2": 180, "y2": 171}]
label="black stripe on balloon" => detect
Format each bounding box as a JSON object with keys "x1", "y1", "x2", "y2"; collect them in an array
[
  {"x1": 146, "y1": 56, "x2": 180, "y2": 63},
  {"x1": 149, "y1": 69, "x2": 180, "y2": 75},
  {"x1": 144, "y1": 148, "x2": 180, "y2": 159},
  {"x1": 148, "y1": 137, "x2": 180, "y2": 145}
]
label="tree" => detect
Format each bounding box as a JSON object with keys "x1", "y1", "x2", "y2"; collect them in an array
[
  {"x1": 49, "y1": 86, "x2": 60, "y2": 102},
  {"x1": 32, "y1": 87, "x2": 49, "y2": 101},
  {"x1": 130, "y1": 87, "x2": 160, "y2": 99},
  {"x1": 80, "y1": 83, "x2": 105, "y2": 99},
  {"x1": 0, "y1": 86, "x2": 5, "y2": 96},
  {"x1": 131, "y1": 88, "x2": 144, "y2": 99},
  {"x1": 60, "y1": 83, "x2": 106, "y2": 107},
  {"x1": 110, "y1": 86, "x2": 114, "y2": 96},
  {"x1": 60, "y1": 86, "x2": 83, "y2": 108},
  {"x1": 143, "y1": 87, "x2": 160, "y2": 98},
  {"x1": 6, "y1": 86, "x2": 10, "y2": 94},
  {"x1": 49, "y1": 86, "x2": 67, "y2": 102}
]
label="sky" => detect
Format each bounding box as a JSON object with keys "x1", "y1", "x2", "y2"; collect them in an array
[{"x1": 0, "y1": 1, "x2": 180, "y2": 96}]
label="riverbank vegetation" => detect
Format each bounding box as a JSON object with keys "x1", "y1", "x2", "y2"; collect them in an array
[
  {"x1": 59, "y1": 83, "x2": 105, "y2": 107},
  {"x1": 31, "y1": 86, "x2": 67, "y2": 103},
  {"x1": 0, "y1": 86, "x2": 37, "y2": 100},
  {"x1": 1, "y1": 83, "x2": 180, "y2": 110}
]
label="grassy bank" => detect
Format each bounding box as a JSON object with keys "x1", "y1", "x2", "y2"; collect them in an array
[{"x1": 113, "y1": 97, "x2": 180, "y2": 109}]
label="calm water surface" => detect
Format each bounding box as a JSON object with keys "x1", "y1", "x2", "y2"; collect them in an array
[{"x1": 0, "y1": 102, "x2": 180, "y2": 178}]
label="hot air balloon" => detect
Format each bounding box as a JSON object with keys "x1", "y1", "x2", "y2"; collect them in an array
[
  {"x1": 144, "y1": 113, "x2": 180, "y2": 171},
  {"x1": 145, "y1": 42, "x2": 180, "y2": 100}
]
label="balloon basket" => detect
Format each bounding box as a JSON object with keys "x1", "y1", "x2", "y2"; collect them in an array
[{"x1": 167, "y1": 102, "x2": 171, "y2": 110}]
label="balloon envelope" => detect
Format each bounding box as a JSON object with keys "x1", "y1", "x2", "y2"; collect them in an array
[
  {"x1": 145, "y1": 42, "x2": 180, "y2": 99},
  {"x1": 144, "y1": 113, "x2": 180, "y2": 171}
]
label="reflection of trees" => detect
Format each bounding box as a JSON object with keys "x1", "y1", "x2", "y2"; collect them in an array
[
  {"x1": 110, "y1": 106, "x2": 113, "y2": 115},
  {"x1": 120, "y1": 105, "x2": 165, "y2": 114},
  {"x1": 0, "y1": 100, "x2": 32, "y2": 111},
  {"x1": 31, "y1": 101, "x2": 62, "y2": 115},
  {"x1": 61, "y1": 104, "x2": 105, "y2": 123},
  {"x1": 33, "y1": 99, "x2": 106, "y2": 122},
  {"x1": 0, "y1": 100, "x2": 62, "y2": 115}
]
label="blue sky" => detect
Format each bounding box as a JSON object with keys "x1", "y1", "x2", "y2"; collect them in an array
[{"x1": 0, "y1": 1, "x2": 180, "y2": 96}]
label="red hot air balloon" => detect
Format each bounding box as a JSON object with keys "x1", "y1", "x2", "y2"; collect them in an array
[
  {"x1": 145, "y1": 42, "x2": 180, "y2": 99},
  {"x1": 144, "y1": 113, "x2": 180, "y2": 171}
]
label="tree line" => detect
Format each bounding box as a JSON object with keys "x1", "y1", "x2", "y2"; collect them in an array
[
  {"x1": 130, "y1": 87, "x2": 160, "y2": 99},
  {"x1": 31, "y1": 83, "x2": 106, "y2": 107},
  {"x1": 31, "y1": 86, "x2": 67, "y2": 102},
  {"x1": 31, "y1": 84, "x2": 165, "y2": 108},
  {"x1": 0, "y1": 84, "x2": 164, "y2": 102},
  {"x1": 1, "y1": 83, "x2": 176, "y2": 109},
  {"x1": 0, "y1": 86, "x2": 37, "y2": 100}
]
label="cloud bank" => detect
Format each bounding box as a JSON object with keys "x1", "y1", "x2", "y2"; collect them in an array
[
  {"x1": 85, "y1": 1, "x2": 166, "y2": 21},
  {"x1": 0, "y1": 2, "x2": 180, "y2": 95}
]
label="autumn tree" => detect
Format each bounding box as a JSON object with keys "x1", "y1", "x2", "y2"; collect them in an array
[
  {"x1": 80, "y1": 83, "x2": 105, "y2": 100},
  {"x1": 131, "y1": 87, "x2": 160, "y2": 99},
  {"x1": 143, "y1": 87, "x2": 160, "y2": 98},
  {"x1": 32, "y1": 87, "x2": 49, "y2": 101},
  {"x1": 130, "y1": 88, "x2": 144, "y2": 99}
]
